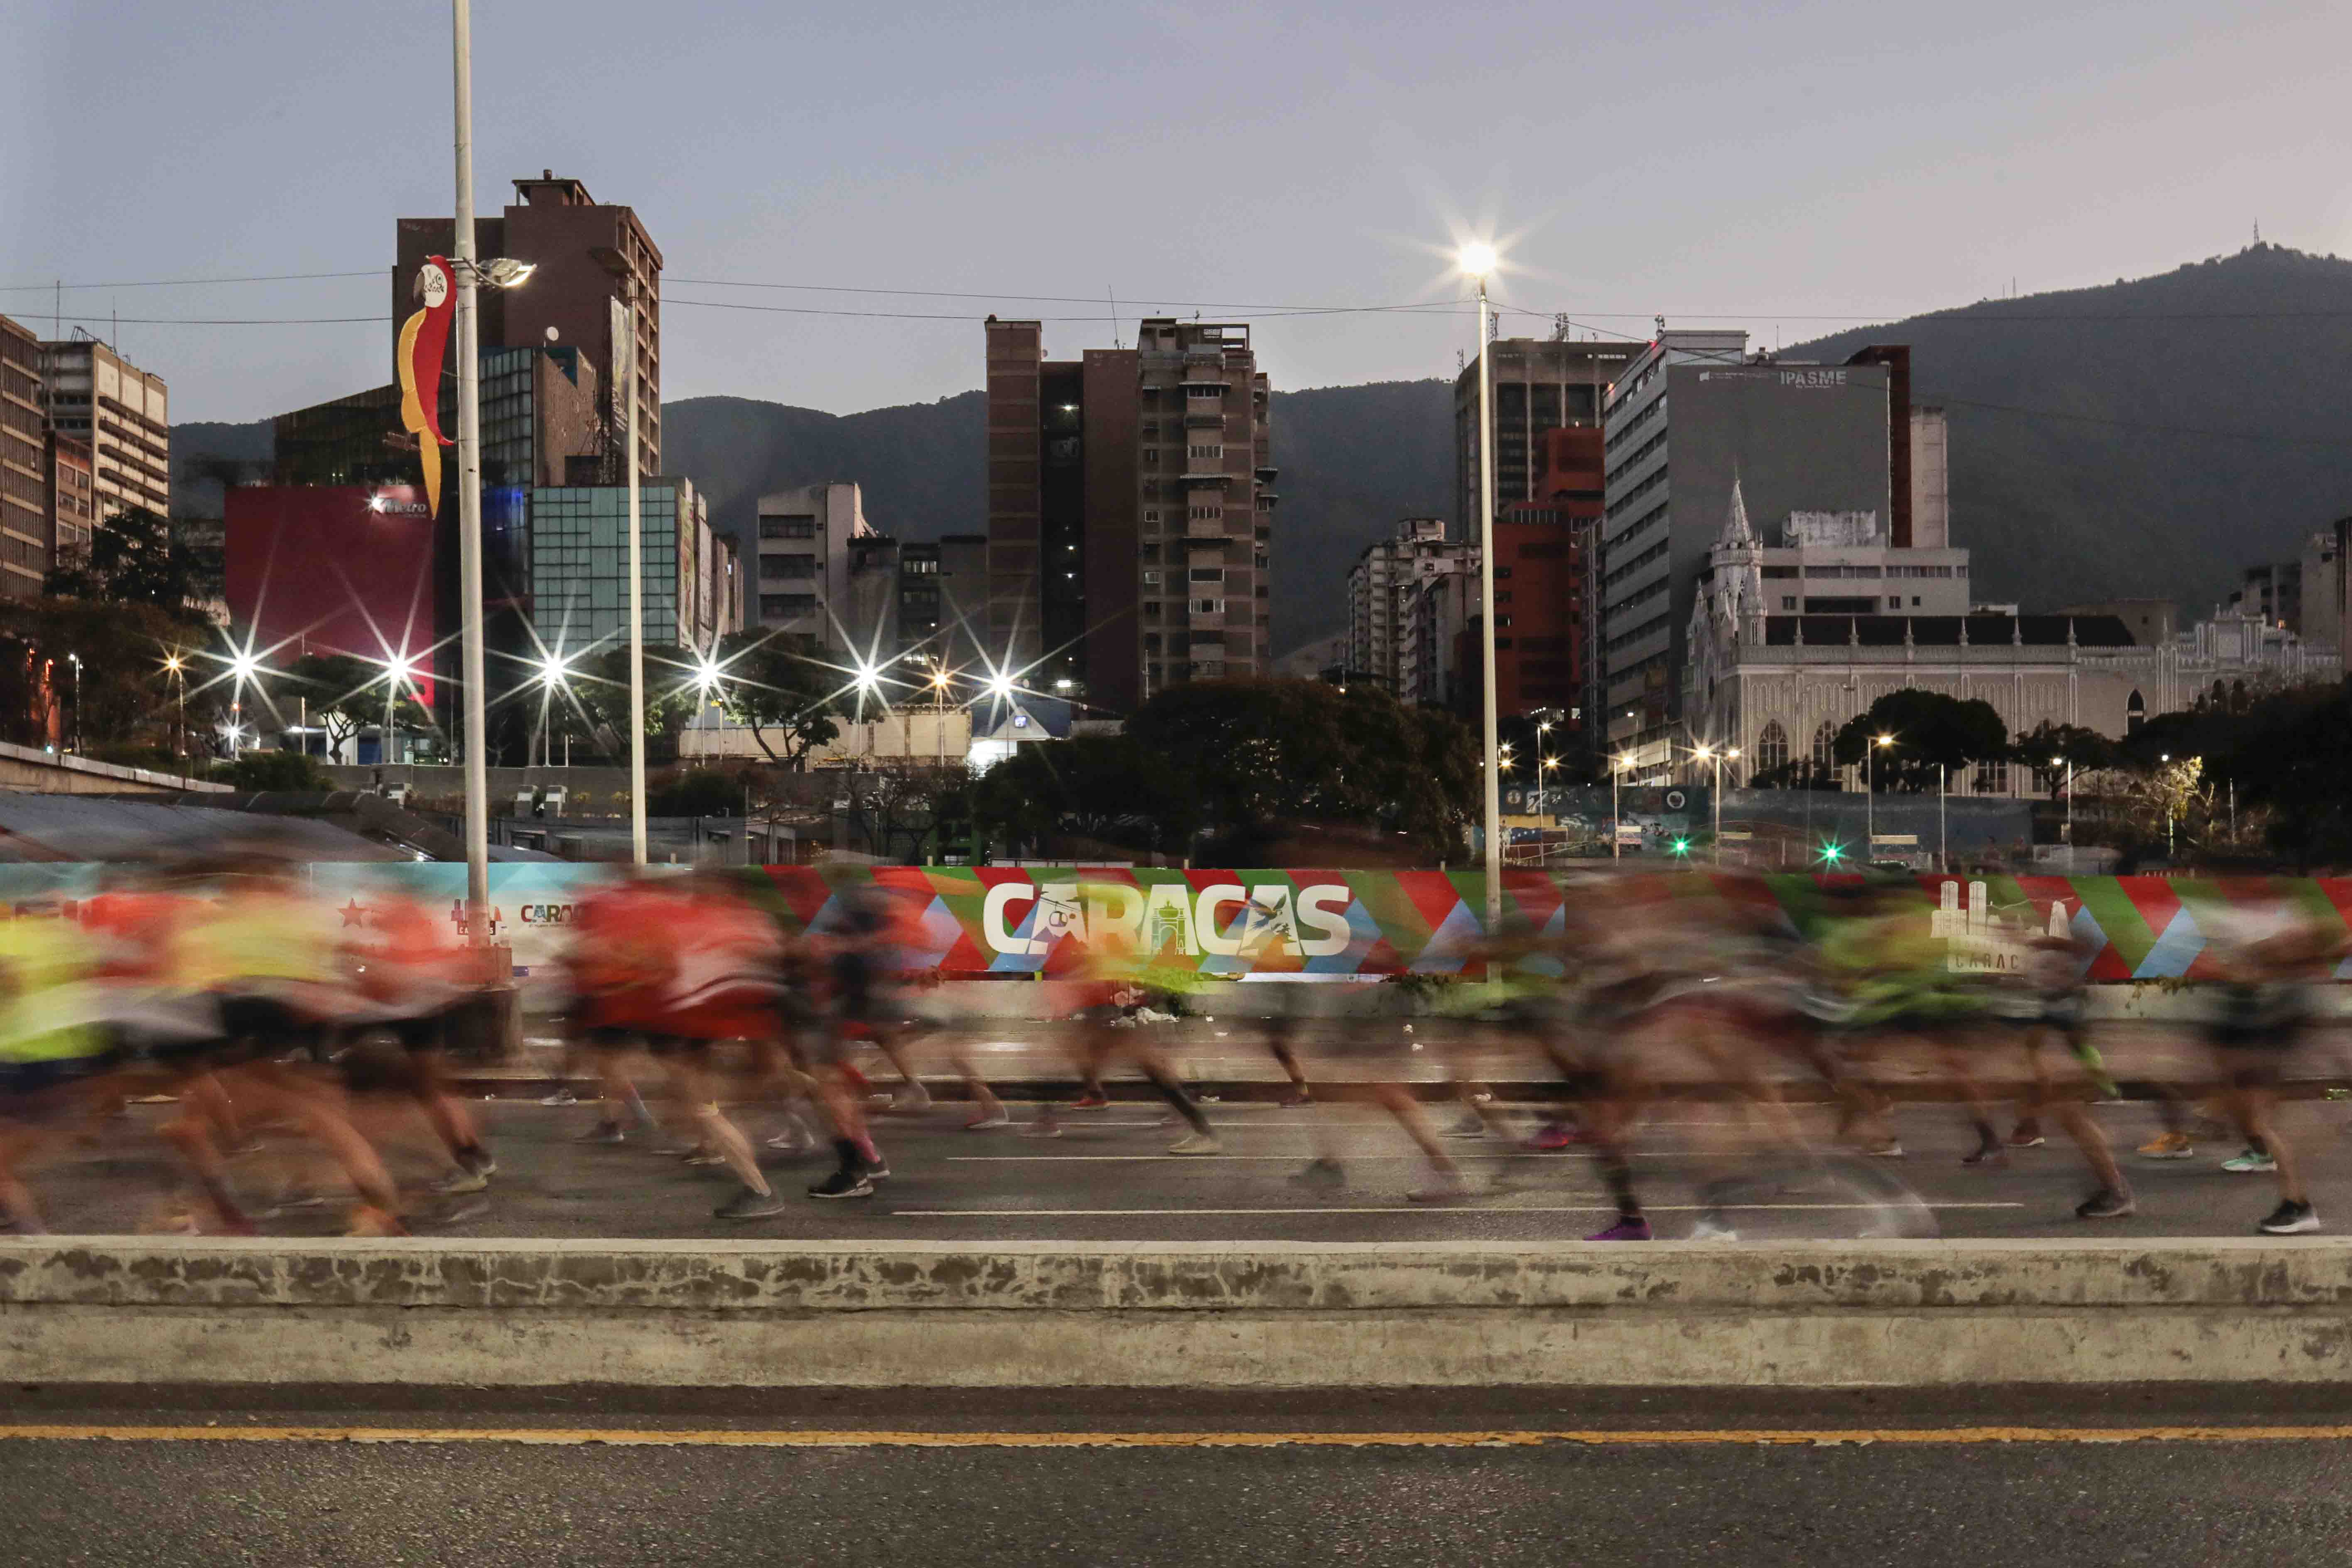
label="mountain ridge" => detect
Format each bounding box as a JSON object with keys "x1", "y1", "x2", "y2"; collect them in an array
[{"x1": 171, "y1": 244, "x2": 2352, "y2": 652}]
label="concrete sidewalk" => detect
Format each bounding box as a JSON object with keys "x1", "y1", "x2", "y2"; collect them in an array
[{"x1": 4, "y1": 1237, "x2": 2350, "y2": 1389}]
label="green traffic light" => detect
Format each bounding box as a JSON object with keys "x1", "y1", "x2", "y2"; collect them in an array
[
  {"x1": 1820, "y1": 843, "x2": 1844, "y2": 864},
  {"x1": 1671, "y1": 838, "x2": 1690, "y2": 856}
]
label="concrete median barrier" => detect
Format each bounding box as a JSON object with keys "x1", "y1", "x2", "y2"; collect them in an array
[{"x1": 2, "y1": 1238, "x2": 2349, "y2": 1389}]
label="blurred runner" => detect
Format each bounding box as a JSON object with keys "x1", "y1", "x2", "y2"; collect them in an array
[
  {"x1": 343, "y1": 887, "x2": 496, "y2": 1196},
  {"x1": 0, "y1": 908, "x2": 115, "y2": 1232}
]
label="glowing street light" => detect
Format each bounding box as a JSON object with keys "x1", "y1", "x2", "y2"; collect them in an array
[
  {"x1": 1867, "y1": 733, "x2": 1897, "y2": 864},
  {"x1": 987, "y1": 671, "x2": 1015, "y2": 702}
]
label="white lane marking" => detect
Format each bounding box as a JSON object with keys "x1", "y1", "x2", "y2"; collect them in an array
[{"x1": 893, "y1": 1202, "x2": 2025, "y2": 1217}]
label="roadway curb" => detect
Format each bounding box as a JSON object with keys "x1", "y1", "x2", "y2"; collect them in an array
[{"x1": 3, "y1": 1239, "x2": 2350, "y2": 1389}]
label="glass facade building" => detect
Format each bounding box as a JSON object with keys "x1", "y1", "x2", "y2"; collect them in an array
[{"x1": 528, "y1": 478, "x2": 714, "y2": 658}]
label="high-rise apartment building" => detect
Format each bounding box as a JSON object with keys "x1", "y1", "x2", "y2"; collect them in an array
[
  {"x1": 39, "y1": 332, "x2": 169, "y2": 533},
  {"x1": 0, "y1": 317, "x2": 47, "y2": 596},
  {"x1": 397, "y1": 171, "x2": 661, "y2": 476},
  {"x1": 46, "y1": 432, "x2": 94, "y2": 561},
  {"x1": 1348, "y1": 518, "x2": 1467, "y2": 694},
  {"x1": 985, "y1": 316, "x2": 1272, "y2": 712},
  {"x1": 1601, "y1": 334, "x2": 1940, "y2": 760}
]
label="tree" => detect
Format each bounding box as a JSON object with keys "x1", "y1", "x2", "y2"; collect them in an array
[
  {"x1": 0, "y1": 598, "x2": 201, "y2": 751},
  {"x1": 1124, "y1": 677, "x2": 1476, "y2": 859},
  {"x1": 569, "y1": 641, "x2": 704, "y2": 757},
  {"x1": 2011, "y1": 720, "x2": 2116, "y2": 777},
  {"x1": 45, "y1": 506, "x2": 211, "y2": 622},
  {"x1": 971, "y1": 736, "x2": 1191, "y2": 856},
  {"x1": 709, "y1": 630, "x2": 845, "y2": 769},
  {"x1": 1832, "y1": 690, "x2": 2008, "y2": 791},
  {"x1": 217, "y1": 749, "x2": 329, "y2": 792},
  {"x1": 283, "y1": 652, "x2": 430, "y2": 759}
]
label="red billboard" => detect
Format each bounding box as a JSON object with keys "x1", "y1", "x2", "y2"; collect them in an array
[{"x1": 223, "y1": 484, "x2": 439, "y2": 707}]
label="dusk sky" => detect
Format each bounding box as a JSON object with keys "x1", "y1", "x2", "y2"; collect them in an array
[{"x1": 7, "y1": 0, "x2": 2348, "y2": 425}]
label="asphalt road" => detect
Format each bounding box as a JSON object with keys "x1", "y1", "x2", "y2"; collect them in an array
[
  {"x1": 18, "y1": 1086, "x2": 2352, "y2": 1241},
  {"x1": 3, "y1": 1385, "x2": 2349, "y2": 1566}
]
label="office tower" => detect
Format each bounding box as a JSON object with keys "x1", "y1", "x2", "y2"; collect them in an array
[
  {"x1": 0, "y1": 316, "x2": 47, "y2": 596},
  {"x1": 397, "y1": 170, "x2": 661, "y2": 476},
  {"x1": 38, "y1": 331, "x2": 170, "y2": 545}
]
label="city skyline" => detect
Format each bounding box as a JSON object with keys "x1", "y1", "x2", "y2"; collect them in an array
[{"x1": 8, "y1": 0, "x2": 2350, "y2": 425}]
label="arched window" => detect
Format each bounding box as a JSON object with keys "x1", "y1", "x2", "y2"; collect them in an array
[
  {"x1": 1810, "y1": 720, "x2": 1837, "y2": 781},
  {"x1": 2126, "y1": 690, "x2": 2146, "y2": 735},
  {"x1": 1756, "y1": 720, "x2": 1789, "y2": 775}
]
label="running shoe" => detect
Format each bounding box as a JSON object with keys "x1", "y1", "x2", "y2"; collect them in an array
[
  {"x1": 683, "y1": 1150, "x2": 731, "y2": 1168},
  {"x1": 1279, "y1": 1087, "x2": 1314, "y2": 1108},
  {"x1": 2137, "y1": 1132, "x2": 2195, "y2": 1160},
  {"x1": 764, "y1": 1123, "x2": 818, "y2": 1154},
  {"x1": 714, "y1": 1185, "x2": 789, "y2": 1219},
  {"x1": 2259, "y1": 1199, "x2": 2320, "y2": 1234},
  {"x1": 2221, "y1": 1148, "x2": 2278, "y2": 1174},
  {"x1": 574, "y1": 1122, "x2": 626, "y2": 1146},
  {"x1": 963, "y1": 1111, "x2": 1012, "y2": 1131},
  {"x1": 806, "y1": 1170, "x2": 876, "y2": 1200},
  {"x1": 1166, "y1": 1131, "x2": 1222, "y2": 1155},
  {"x1": 1068, "y1": 1092, "x2": 1112, "y2": 1110},
  {"x1": 1863, "y1": 1139, "x2": 1905, "y2": 1159},
  {"x1": 1447, "y1": 1110, "x2": 1492, "y2": 1139},
  {"x1": 1289, "y1": 1156, "x2": 1345, "y2": 1190},
  {"x1": 1687, "y1": 1215, "x2": 1741, "y2": 1242},
  {"x1": 2005, "y1": 1125, "x2": 2047, "y2": 1148},
  {"x1": 433, "y1": 1166, "x2": 491, "y2": 1196},
  {"x1": 1521, "y1": 1121, "x2": 1581, "y2": 1151},
  {"x1": 1021, "y1": 1117, "x2": 1065, "y2": 1139},
  {"x1": 2075, "y1": 1188, "x2": 2136, "y2": 1220},
  {"x1": 1586, "y1": 1217, "x2": 1653, "y2": 1242},
  {"x1": 1407, "y1": 1177, "x2": 1472, "y2": 1204},
  {"x1": 863, "y1": 1158, "x2": 891, "y2": 1180},
  {"x1": 537, "y1": 1087, "x2": 580, "y2": 1107},
  {"x1": 1960, "y1": 1143, "x2": 2008, "y2": 1168},
  {"x1": 890, "y1": 1082, "x2": 933, "y2": 1113}
]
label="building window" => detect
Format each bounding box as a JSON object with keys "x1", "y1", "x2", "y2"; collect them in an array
[
  {"x1": 760, "y1": 593, "x2": 817, "y2": 619},
  {"x1": 1188, "y1": 567, "x2": 1223, "y2": 583},
  {"x1": 760, "y1": 554, "x2": 816, "y2": 580},
  {"x1": 2127, "y1": 690, "x2": 2146, "y2": 735},
  {"x1": 760, "y1": 515, "x2": 816, "y2": 540},
  {"x1": 1973, "y1": 757, "x2": 2011, "y2": 795},
  {"x1": 1756, "y1": 720, "x2": 1789, "y2": 775},
  {"x1": 1888, "y1": 596, "x2": 1902, "y2": 609},
  {"x1": 1810, "y1": 721, "x2": 1836, "y2": 778},
  {"x1": 1781, "y1": 596, "x2": 1797, "y2": 610}
]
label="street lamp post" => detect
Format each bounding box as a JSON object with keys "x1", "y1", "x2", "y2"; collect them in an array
[
  {"x1": 1867, "y1": 733, "x2": 1894, "y2": 866},
  {"x1": 2052, "y1": 753, "x2": 2073, "y2": 851},
  {"x1": 1460, "y1": 242, "x2": 1502, "y2": 951},
  {"x1": 1612, "y1": 750, "x2": 1635, "y2": 860},
  {"x1": 65, "y1": 653, "x2": 80, "y2": 753},
  {"x1": 164, "y1": 654, "x2": 184, "y2": 762}
]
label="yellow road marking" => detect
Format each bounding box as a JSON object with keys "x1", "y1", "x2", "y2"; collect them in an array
[{"x1": 0, "y1": 1425, "x2": 2347, "y2": 1448}]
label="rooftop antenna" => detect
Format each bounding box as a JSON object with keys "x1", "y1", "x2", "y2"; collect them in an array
[
  {"x1": 2254, "y1": 220, "x2": 2262, "y2": 245},
  {"x1": 1107, "y1": 285, "x2": 1122, "y2": 349}
]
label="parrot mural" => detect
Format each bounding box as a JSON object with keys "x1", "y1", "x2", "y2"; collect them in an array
[{"x1": 395, "y1": 256, "x2": 457, "y2": 515}]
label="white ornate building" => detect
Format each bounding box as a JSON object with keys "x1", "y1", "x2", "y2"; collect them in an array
[{"x1": 1682, "y1": 486, "x2": 2340, "y2": 793}]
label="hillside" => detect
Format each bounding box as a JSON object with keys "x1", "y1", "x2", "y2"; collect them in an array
[
  {"x1": 1789, "y1": 243, "x2": 2352, "y2": 617},
  {"x1": 169, "y1": 244, "x2": 2352, "y2": 656}
]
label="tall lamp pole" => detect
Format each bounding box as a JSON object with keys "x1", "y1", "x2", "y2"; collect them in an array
[
  {"x1": 1461, "y1": 242, "x2": 1502, "y2": 949},
  {"x1": 1612, "y1": 750, "x2": 1634, "y2": 860},
  {"x1": 1867, "y1": 733, "x2": 1894, "y2": 866},
  {"x1": 449, "y1": 0, "x2": 491, "y2": 942}
]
